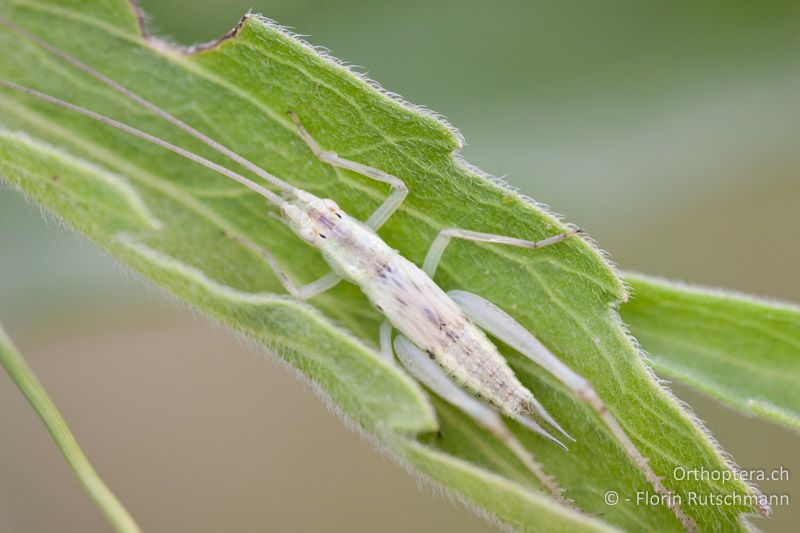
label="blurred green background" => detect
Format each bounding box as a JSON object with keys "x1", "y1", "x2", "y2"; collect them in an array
[{"x1": 0, "y1": 1, "x2": 797, "y2": 531}]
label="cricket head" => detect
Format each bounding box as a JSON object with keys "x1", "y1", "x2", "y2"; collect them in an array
[{"x1": 282, "y1": 189, "x2": 344, "y2": 245}]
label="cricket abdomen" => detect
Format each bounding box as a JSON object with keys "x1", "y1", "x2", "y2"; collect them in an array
[
  {"x1": 434, "y1": 320, "x2": 533, "y2": 414},
  {"x1": 314, "y1": 209, "x2": 535, "y2": 418}
]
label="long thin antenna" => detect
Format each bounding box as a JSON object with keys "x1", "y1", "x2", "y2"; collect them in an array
[
  {"x1": 0, "y1": 79, "x2": 285, "y2": 207},
  {"x1": 0, "y1": 16, "x2": 296, "y2": 195}
]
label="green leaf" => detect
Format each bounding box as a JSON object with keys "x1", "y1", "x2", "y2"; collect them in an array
[
  {"x1": 0, "y1": 321, "x2": 141, "y2": 533},
  {"x1": 401, "y1": 441, "x2": 615, "y2": 533},
  {"x1": 622, "y1": 273, "x2": 800, "y2": 431},
  {"x1": 0, "y1": 1, "x2": 763, "y2": 530}
]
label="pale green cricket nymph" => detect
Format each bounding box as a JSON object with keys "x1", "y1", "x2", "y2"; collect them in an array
[
  {"x1": 283, "y1": 186, "x2": 575, "y2": 440},
  {"x1": 0, "y1": 15, "x2": 697, "y2": 531}
]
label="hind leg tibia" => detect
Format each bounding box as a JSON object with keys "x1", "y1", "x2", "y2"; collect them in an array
[
  {"x1": 448, "y1": 289, "x2": 696, "y2": 530},
  {"x1": 392, "y1": 335, "x2": 570, "y2": 505}
]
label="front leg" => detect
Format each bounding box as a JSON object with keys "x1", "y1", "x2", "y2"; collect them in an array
[
  {"x1": 288, "y1": 111, "x2": 409, "y2": 231},
  {"x1": 226, "y1": 232, "x2": 341, "y2": 300}
]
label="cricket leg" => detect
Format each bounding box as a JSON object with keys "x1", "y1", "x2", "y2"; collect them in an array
[
  {"x1": 288, "y1": 111, "x2": 408, "y2": 231},
  {"x1": 448, "y1": 289, "x2": 697, "y2": 532},
  {"x1": 393, "y1": 335, "x2": 563, "y2": 450},
  {"x1": 379, "y1": 321, "x2": 395, "y2": 363},
  {"x1": 422, "y1": 227, "x2": 582, "y2": 278},
  {"x1": 227, "y1": 233, "x2": 341, "y2": 300},
  {"x1": 392, "y1": 335, "x2": 573, "y2": 507}
]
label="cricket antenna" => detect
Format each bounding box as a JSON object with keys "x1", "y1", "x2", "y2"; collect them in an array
[
  {"x1": 0, "y1": 79, "x2": 285, "y2": 207},
  {"x1": 0, "y1": 15, "x2": 295, "y2": 196}
]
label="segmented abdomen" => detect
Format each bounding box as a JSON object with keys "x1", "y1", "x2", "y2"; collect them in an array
[
  {"x1": 360, "y1": 250, "x2": 533, "y2": 417},
  {"x1": 434, "y1": 317, "x2": 532, "y2": 415},
  {"x1": 321, "y1": 217, "x2": 535, "y2": 419}
]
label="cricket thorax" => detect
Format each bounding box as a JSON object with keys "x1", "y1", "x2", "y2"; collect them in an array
[{"x1": 280, "y1": 191, "x2": 395, "y2": 282}]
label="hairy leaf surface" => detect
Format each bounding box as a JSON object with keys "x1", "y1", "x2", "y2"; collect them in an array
[
  {"x1": 0, "y1": 1, "x2": 761, "y2": 529},
  {"x1": 623, "y1": 274, "x2": 800, "y2": 432}
]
